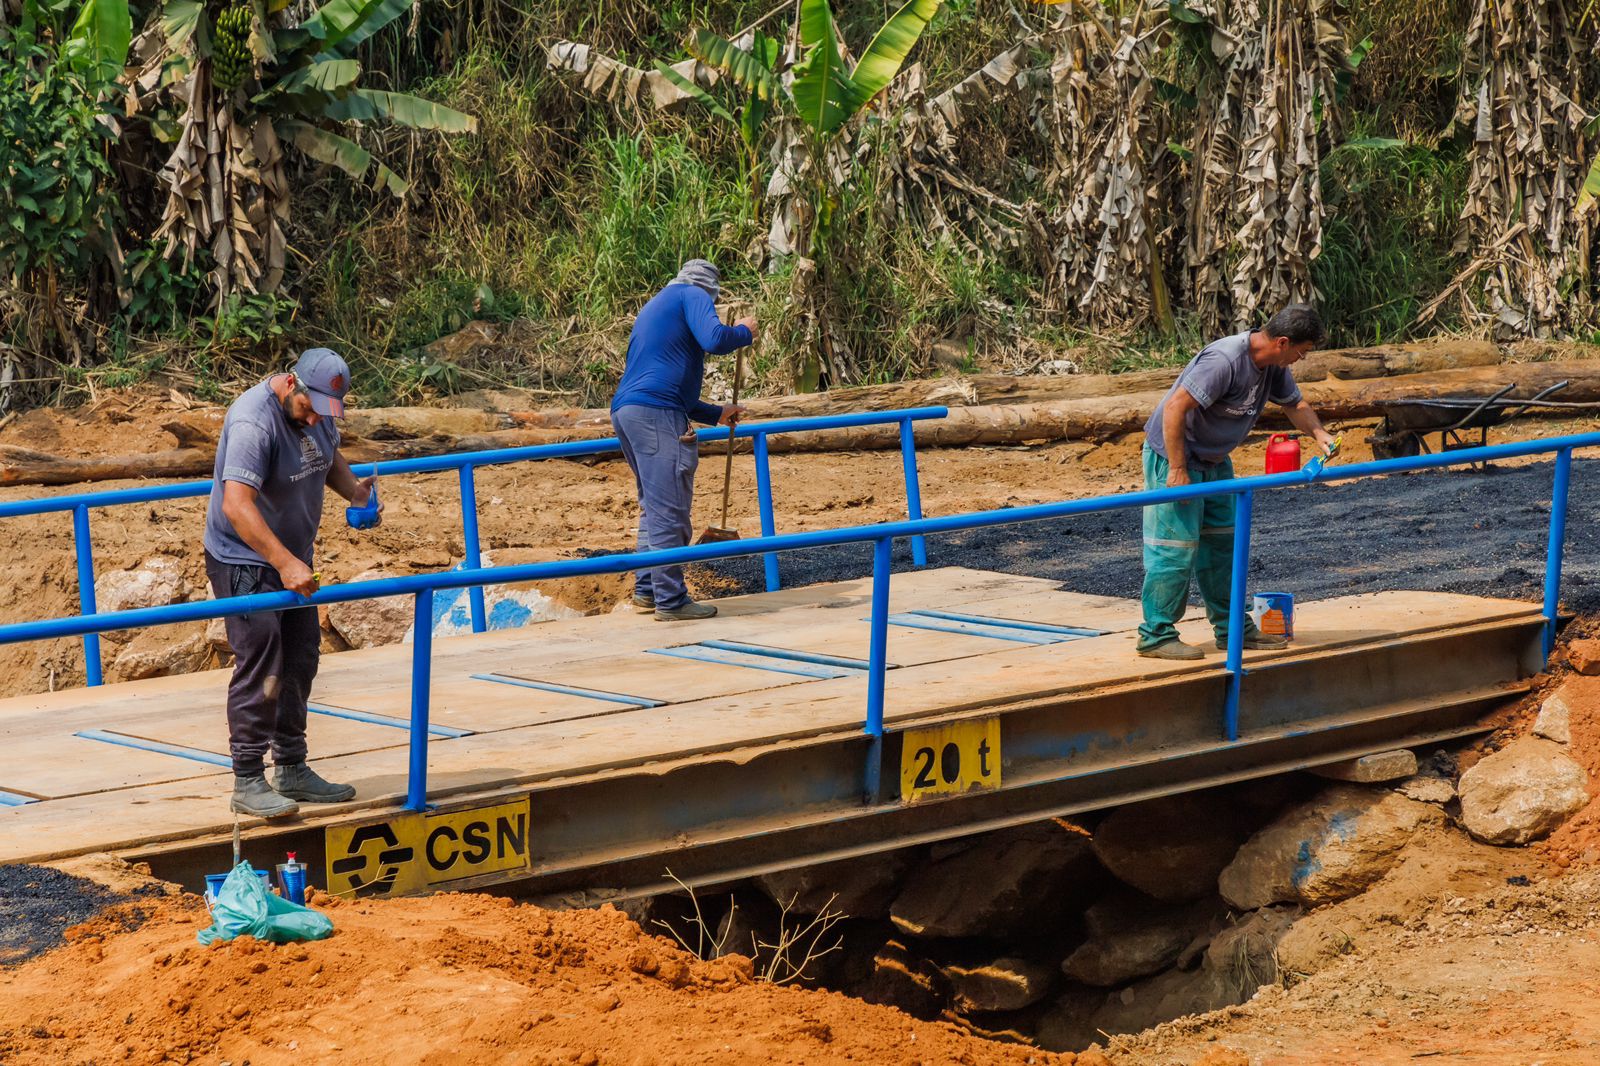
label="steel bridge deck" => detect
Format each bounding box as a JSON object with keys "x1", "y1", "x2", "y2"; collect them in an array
[{"x1": 0, "y1": 568, "x2": 1543, "y2": 900}]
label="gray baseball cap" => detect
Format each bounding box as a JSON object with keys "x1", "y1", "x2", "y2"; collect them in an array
[{"x1": 292, "y1": 348, "x2": 350, "y2": 418}]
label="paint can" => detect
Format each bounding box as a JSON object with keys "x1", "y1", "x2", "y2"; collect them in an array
[
  {"x1": 276, "y1": 852, "x2": 308, "y2": 906},
  {"x1": 204, "y1": 869, "x2": 274, "y2": 909},
  {"x1": 1251, "y1": 592, "x2": 1294, "y2": 641}
]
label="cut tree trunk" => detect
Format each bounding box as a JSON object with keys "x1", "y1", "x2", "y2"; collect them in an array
[{"x1": 2, "y1": 358, "x2": 1595, "y2": 487}]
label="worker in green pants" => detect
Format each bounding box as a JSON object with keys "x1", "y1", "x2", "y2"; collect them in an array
[{"x1": 1138, "y1": 305, "x2": 1336, "y2": 660}]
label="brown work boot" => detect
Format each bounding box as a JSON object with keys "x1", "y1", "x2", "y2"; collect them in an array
[{"x1": 1137, "y1": 639, "x2": 1205, "y2": 661}]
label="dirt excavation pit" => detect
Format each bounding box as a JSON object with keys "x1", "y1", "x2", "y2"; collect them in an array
[{"x1": 6, "y1": 666, "x2": 1600, "y2": 1064}]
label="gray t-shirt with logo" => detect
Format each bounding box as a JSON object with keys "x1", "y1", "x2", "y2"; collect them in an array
[
  {"x1": 1143, "y1": 331, "x2": 1302, "y2": 467},
  {"x1": 203, "y1": 379, "x2": 341, "y2": 567}
]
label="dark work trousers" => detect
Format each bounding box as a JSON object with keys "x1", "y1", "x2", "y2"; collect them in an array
[
  {"x1": 204, "y1": 551, "x2": 320, "y2": 775},
  {"x1": 612, "y1": 404, "x2": 699, "y2": 609}
]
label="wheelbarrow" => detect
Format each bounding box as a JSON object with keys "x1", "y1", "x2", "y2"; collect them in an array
[{"x1": 1368, "y1": 380, "x2": 1575, "y2": 461}]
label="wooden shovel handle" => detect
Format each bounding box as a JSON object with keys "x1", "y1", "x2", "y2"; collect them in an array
[{"x1": 718, "y1": 353, "x2": 743, "y2": 529}]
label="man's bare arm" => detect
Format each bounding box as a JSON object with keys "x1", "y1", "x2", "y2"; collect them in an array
[
  {"x1": 220, "y1": 481, "x2": 317, "y2": 594},
  {"x1": 1162, "y1": 387, "x2": 1199, "y2": 487},
  {"x1": 327, "y1": 451, "x2": 377, "y2": 511},
  {"x1": 1282, "y1": 400, "x2": 1335, "y2": 455}
]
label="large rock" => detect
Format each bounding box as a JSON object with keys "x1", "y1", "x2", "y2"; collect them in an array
[
  {"x1": 890, "y1": 821, "x2": 1100, "y2": 939},
  {"x1": 1535, "y1": 687, "x2": 1574, "y2": 745},
  {"x1": 109, "y1": 621, "x2": 212, "y2": 681},
  {"x1": 757, "y1": 850, "x2": 913, "y2": 920},
  {"x1": 1567, "y1": 638, "x2": 1600, "y2": 676},
  {"x1": 1062, "y1": 892, "x2": 1222, "y2": 987},
  {"x1": 942, "y1": 955, "x2": 1057, "y2": 1012},
  {"x1": 1203, "y1": 905, "x2": 1298, "y2": 992},
  {"x1": 1458, "y1": 736, "x2": 1590, "y2": 845},
  {"x1": 1091, "y1": 793, "x2": 1250, "y2": 902},
  {"x1": 326, "y1": 568, "x2": 413, "y2": 648},
  {"x1": 853, "y1": 938, "x2": 949, "y2": 1019},
  {"x1": 1217, "y1": 784, "x2": 1443, "y2": 909},
  {"x1": 96, "y1": 556, "x2": 190, "y2": 615}
]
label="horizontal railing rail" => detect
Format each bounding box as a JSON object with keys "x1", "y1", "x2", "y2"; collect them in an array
[
  {"x1": 1, "y1": 429, "x2": 1593, "y2": 814},
  {"x1": 0, "y1": 406, "x2": 949, "y2": 685}
]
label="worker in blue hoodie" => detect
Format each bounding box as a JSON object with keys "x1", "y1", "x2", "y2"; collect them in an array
[{"x1": 612, "y1": 260, "x2": 756, "y2": 620}]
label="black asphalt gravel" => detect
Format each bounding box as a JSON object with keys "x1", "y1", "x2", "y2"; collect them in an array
[
  {"x1": 697, "y1": 458, "x2": 1600, "y2": 617},
  {"x1": 0, "y1": 864, "x2": 155, "y2": 966}
]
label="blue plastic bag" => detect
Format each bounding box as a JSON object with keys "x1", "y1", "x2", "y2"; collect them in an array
[{"x1": 197, "y1": 861, "x2": 334, "y2": 946}]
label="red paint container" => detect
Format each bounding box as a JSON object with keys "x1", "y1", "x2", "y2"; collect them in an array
[{"x1": 1265, "y1": 433, "x2": 1302, "y2": 474}]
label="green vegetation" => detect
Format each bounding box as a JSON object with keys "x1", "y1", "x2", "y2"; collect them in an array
[{"x1": 1, "y1": 0, "x2": 1596, "y2": 409}]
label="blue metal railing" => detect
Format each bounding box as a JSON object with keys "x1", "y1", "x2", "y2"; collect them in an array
[
  {"x1": 0, "y1": 406, "x2": 948, "y2": 683},
  {"x1": 0, "y1": 430, "x2": 1592, "y2": 814}
]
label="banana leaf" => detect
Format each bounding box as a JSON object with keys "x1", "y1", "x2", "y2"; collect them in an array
[
  {"x1": 323, "y1": 89, "x2": 476, "y2": 131},
  {"x1": 654, "y1": 63, "x2": 734, "y2": 124},
  {"x1": 847, "y1": 0, "x2": 940, "y2": 111},
  {"x1": 686, "y1": 28, "x2": 777, "y2": 102},
  {"x1": 791, "y1": 0, "x2": 854, "y2": 136},
  {"x1": 63, "y1": 0, "x2": 131, "y2": 79},
  {"x1": 277, "y1": 118, "x2": 407, "y2": 196},
  {"x1": 301, "y1": 0, "x2": 409, "y2": 53},
  {"x1": 254, "y1": 56, "x2": 360, "y2": 106}
]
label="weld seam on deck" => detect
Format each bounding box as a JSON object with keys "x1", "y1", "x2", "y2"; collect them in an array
[
  {"x1": 309, "y1": 704, "x2": 473, "y2": 738},
  {"x1": 647, "y1": 645, "x2": 855, "y2": 679},
  {"x1": 881, "y1": 613, "x2": 1061, "y2": 644},
  {"x1": 471, "y1": 674, "x2": 662, "y2": 707},
  {"x1": 908, "y1": 609, "x2": 1103, "y2": 638},
  {"x1": 73, "y1": 729, "x2": 232, "y2": 767},
  {"x1": 698, "y1": 639, "x2": 877, "y2": 672},
  {"x1": 0, "y1": 790, "x2": 38, "y2": 806}
]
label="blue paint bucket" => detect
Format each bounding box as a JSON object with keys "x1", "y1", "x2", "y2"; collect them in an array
[
  {"x1": 1251, "y1": 592, "x2": 1295, "y2": 642},
  {"x1": 204, "y1": 869, "x2": 274, "y2": 908}
]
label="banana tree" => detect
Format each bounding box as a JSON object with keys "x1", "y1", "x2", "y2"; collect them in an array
[
  {"x1": 137, "y1": 0, "x2": 476, "y2": 301},
  {"x1": 656, "y1": 29, "x2": 780, "y2": 219},
  {"x1": 690, "y1": 0, "x2": 942, "y2": 387}
]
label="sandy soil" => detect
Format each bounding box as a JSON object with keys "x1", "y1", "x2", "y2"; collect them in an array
[{"x1": 0, "y1": 886, "x2": 1078, "y2": 1066}]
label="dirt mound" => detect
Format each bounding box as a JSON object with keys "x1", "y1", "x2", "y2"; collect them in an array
[{"x1": 0, "y1": 889, "x2": 1082, "y2": 1066}]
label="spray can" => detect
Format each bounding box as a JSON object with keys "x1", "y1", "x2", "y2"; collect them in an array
[{"x1": 276, "y1": 852, "x2": 308, "y2": 905}]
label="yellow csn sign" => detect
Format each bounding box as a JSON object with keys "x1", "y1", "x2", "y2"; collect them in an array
[
  {"x1": 899, "y1": 718, "x2": 1001, "y2": 801},
  {"x1": 326, "y1": 797, "x2": 531, "y2": 898}
]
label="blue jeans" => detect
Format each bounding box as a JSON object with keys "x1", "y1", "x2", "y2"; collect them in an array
[{"x1": 612, "y1": 404, "x2": 699, "y2": 609}]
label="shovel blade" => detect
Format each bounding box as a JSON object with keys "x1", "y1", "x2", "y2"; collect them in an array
[{"x1": 696, "y1": 526, "x2": 741, "y2": 545}]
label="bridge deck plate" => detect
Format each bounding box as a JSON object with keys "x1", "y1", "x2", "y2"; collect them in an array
[{"x1": 0, "y1": 568, "x2": 1542, "y2": 874}]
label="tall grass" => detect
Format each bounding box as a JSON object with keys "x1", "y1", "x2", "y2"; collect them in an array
[{"x1": 1314, "y1": 127, "x2": 1467, "y2": 346}]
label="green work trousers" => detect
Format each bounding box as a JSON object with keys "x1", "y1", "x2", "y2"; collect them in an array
[{"x1": 1137, "y1": 445, "x2": 1255, "y2": 650}]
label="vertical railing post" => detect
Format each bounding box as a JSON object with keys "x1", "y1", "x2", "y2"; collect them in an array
[
  {"x1": 406, "y1": 588, "x2": 434, "y2": 812},
  {"x1": 1223, "y1": 489, "x2": 1254, "y2": 743},
  {"x1": 899, "y1": 418, "x2": 928, "y2": 567},
  {"x1": 458, "y1": 465, "x2": 486, "y2": 633},
  {"x1": 754, "y1": 432, "x2": 781, "y2": 592},
  {"x1": 863, "y1": 536, "x2": 893, "y2": 804},
  {"x1": 1543, "y1": 447, "x2": 1574, "y2": 662},
  {"x1": 72, "y1": 504, "x2": 103, "y2": 686}
]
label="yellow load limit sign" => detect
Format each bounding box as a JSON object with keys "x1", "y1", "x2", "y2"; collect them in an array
[
  {"x1": 899, "y1": 718, "x2": 1000, "y2": 801},
  {"x1": 326, "y1": 796, "x2": 532, "y2": 898}
]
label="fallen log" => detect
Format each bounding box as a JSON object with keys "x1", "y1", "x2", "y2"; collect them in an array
[
  {"x1": 0, "y1": 445, "x2": 214, "y2": 486},
  {"x1": 3, "y1": 360, "x2": 1597, "y2": 487}
]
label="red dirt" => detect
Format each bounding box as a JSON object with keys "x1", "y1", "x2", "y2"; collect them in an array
[{"x1": 0, "y1": 889, "x2": 1078, "y2": 1066}]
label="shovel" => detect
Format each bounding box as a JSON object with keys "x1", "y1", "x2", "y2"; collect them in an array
[{"x1": 696, "y1": 352, "x2": 744, "y2": 545}]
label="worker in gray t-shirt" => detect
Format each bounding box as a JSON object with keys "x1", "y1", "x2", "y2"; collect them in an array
[
  {"x1": 203, "y1": 348, "x2": 383, "y2": 818},
  {"x1": 1136, "y1": 305, "x2": 1336, "y2": 661}
]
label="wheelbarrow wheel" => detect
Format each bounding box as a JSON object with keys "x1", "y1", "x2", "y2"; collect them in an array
[{"x1": 1370, "y1": 429, "x2": 1421, "y2": 461}]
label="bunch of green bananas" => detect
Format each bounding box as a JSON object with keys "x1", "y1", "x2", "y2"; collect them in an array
[{"x1": 212, "y1": 6, "x2": 254, "y2": 93}]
